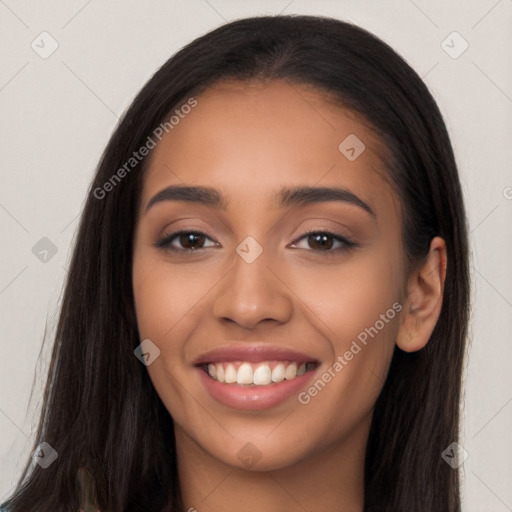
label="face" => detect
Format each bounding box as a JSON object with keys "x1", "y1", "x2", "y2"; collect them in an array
[{"x1": 132, "y1": 79, "x2": 407, "y2": 471}]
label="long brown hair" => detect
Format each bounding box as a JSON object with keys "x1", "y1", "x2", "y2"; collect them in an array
[{"x1": 2, "y1": 14, "x2": 470, "y2": 512}]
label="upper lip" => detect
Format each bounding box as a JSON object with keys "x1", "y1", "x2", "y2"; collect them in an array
[{"x1": 193, "y1": 343, "x2": 319, "y2": 366}]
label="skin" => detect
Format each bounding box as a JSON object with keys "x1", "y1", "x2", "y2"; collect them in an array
[{"x1": 131, "y1": 79, "x2": 446, "y2": 512}]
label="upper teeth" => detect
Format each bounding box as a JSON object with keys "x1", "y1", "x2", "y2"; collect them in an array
[{"x1": 206, "y1": 361, "x2": 310, "y2": 386}]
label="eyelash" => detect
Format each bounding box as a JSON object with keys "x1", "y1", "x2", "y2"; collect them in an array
[{"x1": 154, "y1": 229, "x2": 360, "y2": 257}]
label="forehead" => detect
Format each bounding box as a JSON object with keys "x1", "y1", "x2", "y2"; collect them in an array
[{"x1": 140, "y1": 79, "x2": 398, "y2": 216}]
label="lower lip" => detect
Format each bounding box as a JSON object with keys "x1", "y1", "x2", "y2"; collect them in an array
[{"x1": 196, "y1": 366, "x2": 317, "y2": 410}]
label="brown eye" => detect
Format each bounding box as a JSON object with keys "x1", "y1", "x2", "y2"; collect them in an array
[
  {"x1": 290, "y1": 230, "x2": 359, "y2": 255},
  {"x1": 177, "y1": 232, "x2": 206, "y2": 250},
  {"x1": 307, "y1": 232, "x2": 335, "y2": 250},
  {"x1": 155, "y1": 230, "x2": 218, "y2": 252}
]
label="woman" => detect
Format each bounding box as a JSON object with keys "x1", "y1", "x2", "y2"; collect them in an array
[{"x1": 1, "y1": 14, "x2": 470, "y2": 512}]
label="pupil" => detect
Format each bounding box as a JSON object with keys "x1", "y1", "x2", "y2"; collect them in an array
[
  {"x1": 309, "y1": 233, "x2": 332, "y2": 250},
  {"x1": 182, "y1": 233, "x2": 203, "y2": 249}
]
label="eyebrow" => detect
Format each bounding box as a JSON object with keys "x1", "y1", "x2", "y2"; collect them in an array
[{"x1": 145, "y1": 184, "x2": 376, "y2": 218}]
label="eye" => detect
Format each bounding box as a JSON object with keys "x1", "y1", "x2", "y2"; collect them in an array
[
  {"x1": 154, "y1": 230, "x2": 218, "y2": 253},
  {"x1": 289, "y1": 230, "x2": 359, "y2": 255},
  {"x1": 154, "y1": 229, "x2": 359, "y2": 256}
]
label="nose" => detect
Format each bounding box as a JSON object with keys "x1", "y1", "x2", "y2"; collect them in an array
[{"x1": 211, "y1": 246, "x2": 294, "y2": 330}]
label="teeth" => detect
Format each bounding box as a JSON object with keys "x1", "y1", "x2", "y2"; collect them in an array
[
  {"x1": 271, "y1": 363, "x2": 285, "y2": 383},
  {"x1": 205, "y1": 360, "x2": 314, "y2": 385},
  {"x1": 224, "y1": 363, "x2": 237, "y2": 383},
  {"x1": 285, "y1": 362, "x2": 297, "y2": 380},
  {"x1": 215, "y1": 363, "x2": 224, "y2": 383},
  {"x1": 253, "y1": 364, "x2": 272, "y2": 385},
  {"x1": 237, "y1": 363, "x2": 253, "y2": 384}
]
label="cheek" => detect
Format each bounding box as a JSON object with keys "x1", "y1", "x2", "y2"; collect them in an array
[
  {"x1": 131, "y1": 252, "x2": 211, "y2": 423},
  {"x1": 289, "y1": 247, "x2": 402, "y2": 350},
  {"x1": 288, "y1": 249, "x2": 401, "y2": 428},
  {"x1": 132, "y1": 253, "x2": 211, "y2": 342},
  {"x1": 131, "y1": 252, "x2": 192, "y2": 394},
  {"x1": 131, "y1": 251, "x2": 225, "y2": 402}
]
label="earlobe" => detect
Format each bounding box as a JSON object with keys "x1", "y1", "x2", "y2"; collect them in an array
[{"x1": 396, "y1": 236, "x2": 447, "y2": 353}]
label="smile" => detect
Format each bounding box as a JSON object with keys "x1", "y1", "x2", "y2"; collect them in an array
[
  {"x1": 201, "y1": 360, "x2": 317, "y2": 386},
  {"x1": 193, "y1": 343, "x2": 320, "y2": 410}
]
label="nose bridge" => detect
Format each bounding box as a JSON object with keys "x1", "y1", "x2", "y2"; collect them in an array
[{"x1": 211, "y1": 239, "x2": 293, "y2": 327}]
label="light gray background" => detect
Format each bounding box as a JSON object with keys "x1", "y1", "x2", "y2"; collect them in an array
[{"x1": 1, "y1": 1, "x2": 511, "y2": 510}]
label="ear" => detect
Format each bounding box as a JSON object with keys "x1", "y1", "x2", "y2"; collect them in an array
[{"x1": 396, "y1": 236, "x2": 447, "y2": 352}]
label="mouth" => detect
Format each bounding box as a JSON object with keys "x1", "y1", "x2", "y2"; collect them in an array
[
  {"x1": 192, "y1": 344, "x2": 320, "y2": 410},
  {"x1": 198, "y1": 360, "x2": 318, "y2": 386}
]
